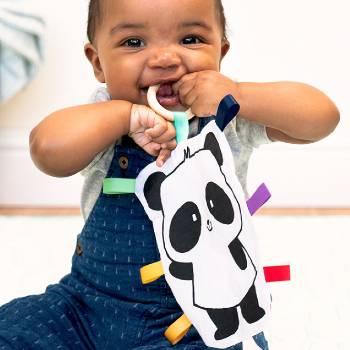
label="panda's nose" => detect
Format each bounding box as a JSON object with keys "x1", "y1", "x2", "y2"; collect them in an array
[{"x1": 207, "y1": 219, "x2": 213, "y2": 232}]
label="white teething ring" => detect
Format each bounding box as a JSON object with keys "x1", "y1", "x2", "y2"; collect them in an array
[{"x1": 147, "y1": 85, "x2": 194, "y2": 121}]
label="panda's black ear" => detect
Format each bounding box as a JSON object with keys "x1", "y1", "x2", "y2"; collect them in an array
[
  {"x1": 144, "y1": 172, "x2": 166, "y2": 211},
  {"x1": 204, "y1": 132, "x2": 223, "y2": 166}
]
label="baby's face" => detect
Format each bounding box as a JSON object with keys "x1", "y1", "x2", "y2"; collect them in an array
[{"x1": 86, "y1": 0, "x2": 229, "y2": 111}]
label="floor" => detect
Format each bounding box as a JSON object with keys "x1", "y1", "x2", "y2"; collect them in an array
[{"x1": 0, "y1": 214, "x2": 349, "y2": 350}]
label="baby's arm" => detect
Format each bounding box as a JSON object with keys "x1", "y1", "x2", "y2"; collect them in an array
[
  {"x1": 236, "y1": 81, "x2": 340, "y2": 143},
  {"x1": 173, "y1": 72, "x2": 340, "y2": 143},
  {"x1": 30, "y1": 100, "x2": 175, "y2": 177}
]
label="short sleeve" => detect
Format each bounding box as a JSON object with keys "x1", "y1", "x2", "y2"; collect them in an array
[
  {"x1": 223, "y1": 117, "x2": 272, "y2": 198},
  {"x1": 80, "y1": 143, "x2": 115, "y2": 178},
  {"x1": 89, "y1": 85, "x2": 111, "y2": 103},
  {"x1": 235, "y1": 117, "x2": 272, "y2": 148},
  {"x1": 80, "y1": 86, "x2": 115, "y2": 177}
]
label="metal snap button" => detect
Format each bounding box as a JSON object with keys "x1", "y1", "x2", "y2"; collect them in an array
[
  {"x1": 119, "y1": 155, "x2": 129, "y2": 170},
  {"x1": 76, "y1": 243, "x2": 83, "y2": 256}
]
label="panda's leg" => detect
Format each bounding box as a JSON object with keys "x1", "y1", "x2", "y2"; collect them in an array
[
  {"x1": 207, "y1": 307, "x2": 239, "y2": 340},
  {"x1": 240, "y1": 284, "x2": 265, "y2": 324}
]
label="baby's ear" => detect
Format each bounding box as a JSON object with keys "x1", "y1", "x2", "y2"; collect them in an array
[
  {"x1": 204, "y1": 132, "x2": 223, "y2": 166},
  {"x1": 84, "y1": 43, "x2": 105, "y2": 83},
  {"x1": 144, "y1": 172, "x2": 166, "y2": 211},
  {"x1": 220, "y1": 39, "x2": 230, "y2": 61}
]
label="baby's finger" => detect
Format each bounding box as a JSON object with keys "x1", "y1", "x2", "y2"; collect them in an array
[
  {"x1": 172, "y1": 73, "x2": 197, "y2": 94},
  {"x1": 161, "y1": 139, "x2": 177, "y2": 151},
  {"x1": 145, "y1": 119, "x2": 167, "y2": 139},
  {"x1": 156, "y1": 149, "x2": 171, "y2": 167},
  {"x1": 142, "y1": 141, "x2": 161, "y2": 156},
  {"x1": 175, "y1": 83, "x2": 196, "y2": 109},
  {"x1": 149, "y1": 122, "x2": 176, "y2": 143}
]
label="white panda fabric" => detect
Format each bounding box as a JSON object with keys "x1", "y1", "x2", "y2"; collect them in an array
[{"x1": 135, "y1": 97, "x2": 271, "y2": 348}]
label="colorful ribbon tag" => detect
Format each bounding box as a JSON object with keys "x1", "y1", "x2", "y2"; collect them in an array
[
  {"x1": 103, "y1": 178, "x2": 136, "y2": 194},
  {"x1": 246, "y1": 183, "x2": 271, "y2": 216},
  {"x1": 173, "y1": 112, "x2": 189, "y2": 143},
  {"x1": 263, "y1": 265, "x2": 291, "y2": 282}
]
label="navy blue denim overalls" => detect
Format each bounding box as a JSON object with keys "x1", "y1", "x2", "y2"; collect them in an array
[{"x1": 0, "y1": 117, "x2": 268, "y2": 350}]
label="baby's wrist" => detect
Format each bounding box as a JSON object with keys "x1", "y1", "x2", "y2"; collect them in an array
[
  {"x1": 114, "y1": 100, "x2": 133, "y2": 136},
  {"x1": 104, "y1": 99, "x2": 133, "y2": 137},
  {"x1": 128, "y1": 104, "x2": 142, "y2": 138}
]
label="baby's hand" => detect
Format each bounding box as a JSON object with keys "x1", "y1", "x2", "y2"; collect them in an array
[
  {"x1": 129, "y1": 104, "x2": 176, "y2": 167},
  {"x1": 172, "y1": 71, "x2": 239, "y2": 117}
]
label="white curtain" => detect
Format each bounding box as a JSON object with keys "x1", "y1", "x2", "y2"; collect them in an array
[{"x1": 0, "y1": 0, "x2": 44, "y2": 103}]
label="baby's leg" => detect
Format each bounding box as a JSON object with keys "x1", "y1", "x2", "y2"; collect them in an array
[
  {"x1": 0, "y1": 288, "x2": 93, "y2": 349},
  {"x1": 134, "y1": 296, "x2": 269, "y2": 349},
  {"x1": 137, "y1": 320, "x2": 243, "y2": 350}
]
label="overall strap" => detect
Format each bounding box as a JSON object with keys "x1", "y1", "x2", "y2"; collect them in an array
[
  {"x1": 197, "y1": 115, "x2": 215, "y2": 133},
  {"x1": 215, "y1": 94, "x2": 240, "y2": 131}
]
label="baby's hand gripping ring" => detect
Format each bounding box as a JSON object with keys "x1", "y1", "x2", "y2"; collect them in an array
[{"x1": 147, "y1": 85, "x2": 194, "y2": 143}]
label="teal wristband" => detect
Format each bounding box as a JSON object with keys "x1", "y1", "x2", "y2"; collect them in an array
[
  {"x1": 173, "y1": 112, "x2": 189, "y2": 143},
  {"x1": 103, "y1": 178, "x2": 136, "y2": 194}
]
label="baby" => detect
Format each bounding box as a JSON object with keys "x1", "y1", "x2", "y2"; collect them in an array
[{"x1": 0, "y1": 0, "x2": 339, "y2": 349}]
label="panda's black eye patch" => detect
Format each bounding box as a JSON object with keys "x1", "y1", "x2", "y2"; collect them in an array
[
  {"x1": 206, "y1": 182, "x2": 234, "y2": 224},
  {"x1": 169, "y1": 202, "x2": 201, "y2": 253}
]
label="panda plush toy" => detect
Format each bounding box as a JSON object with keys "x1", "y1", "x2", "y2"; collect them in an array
[{"x1": 135, "y1": 96, "x2": 271, "y2": 348}]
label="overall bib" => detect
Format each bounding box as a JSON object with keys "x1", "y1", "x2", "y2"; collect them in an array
[{"x1": 0, "y1": 118, "x2": 268, "y2": 350}]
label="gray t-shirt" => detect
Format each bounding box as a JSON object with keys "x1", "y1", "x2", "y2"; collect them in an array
[{"x1": 80, "y1": 87, "x2": 271, "y2": 221}]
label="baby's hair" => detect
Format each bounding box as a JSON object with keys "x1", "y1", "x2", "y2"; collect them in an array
[{"x1": 87, "y1": 0, "x2": 228, "y2": 44}]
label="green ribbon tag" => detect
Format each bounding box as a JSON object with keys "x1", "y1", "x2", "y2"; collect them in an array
[{"x1": 103, "y1": 178, "x2": 136, "y2": 194}]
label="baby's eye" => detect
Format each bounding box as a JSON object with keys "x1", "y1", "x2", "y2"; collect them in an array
[
  {"x1": 122, "y1": 38, "x2": 145, "y2": 48},
  {"x1": 181, "y1": 36, "x2": 203, "y2": 45}
]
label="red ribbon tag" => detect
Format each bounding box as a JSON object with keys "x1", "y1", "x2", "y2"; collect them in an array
[{"x1": 264, "y1": 265, "x2": 291, "y2": 282}]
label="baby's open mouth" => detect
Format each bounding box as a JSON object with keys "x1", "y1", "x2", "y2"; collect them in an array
[
  {"x1": 142, "y1": 83, "x2": 180, "y2": 107},
  {"x1": 156, "y1": 83, "x2": 180, "y2": 107}
]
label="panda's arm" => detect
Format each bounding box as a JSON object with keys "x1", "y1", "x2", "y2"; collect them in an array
[
  {"x1": 169, "y1": 261, "x2": 193, "y2": 280},
  {"x1": 228, "y1": 238, "x2": 248, "y2": 270}
]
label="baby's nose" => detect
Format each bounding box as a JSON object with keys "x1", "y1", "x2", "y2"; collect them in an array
[{"x1": 147, "y1": 48, "x2": 181, "y2": 70}]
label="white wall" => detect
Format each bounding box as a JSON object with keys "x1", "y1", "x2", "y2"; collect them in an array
[
  {"x1": 0, "y1": 0, "x2": 95, "y2": 206},
  {"x1": 0, "y1": 0, "x2": 349, "y2": 207}
]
